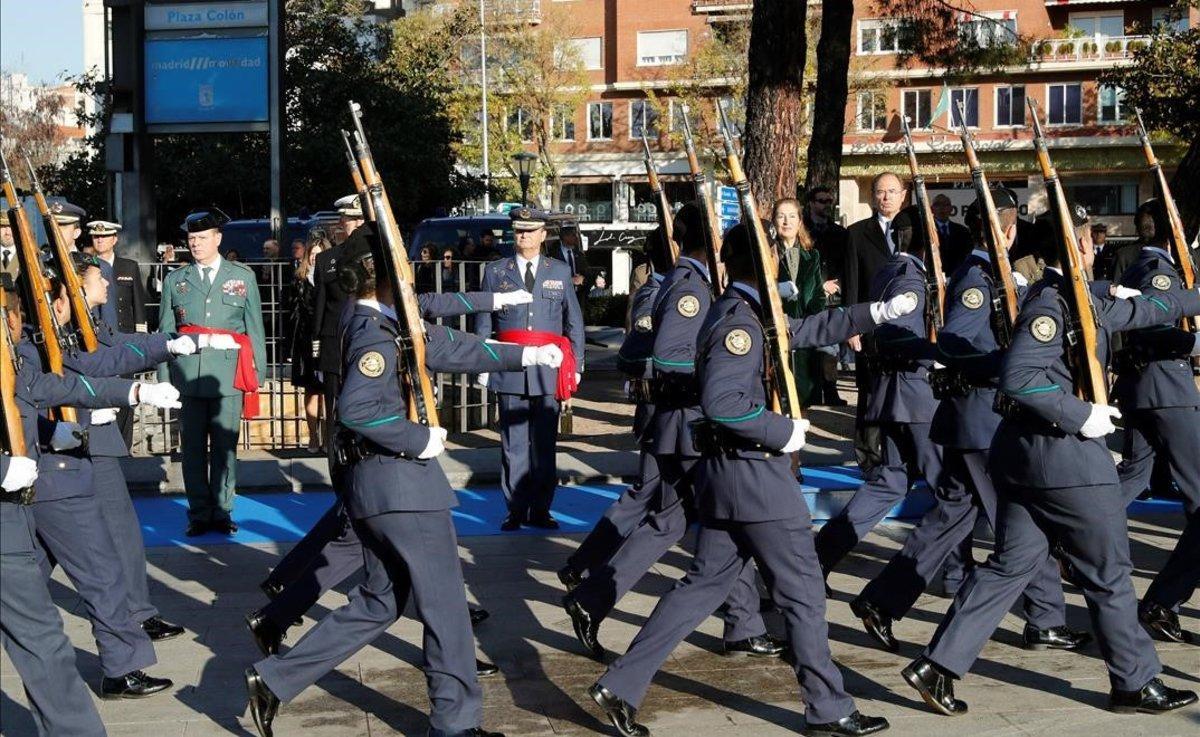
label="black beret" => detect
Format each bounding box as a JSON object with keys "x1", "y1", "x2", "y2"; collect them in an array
[
  {"x1": 181, "y1": 208, "x2": 230, "y2": 233},
  {"x1": 990, "y1": 186, "x2": 1019, "y2": 210}
]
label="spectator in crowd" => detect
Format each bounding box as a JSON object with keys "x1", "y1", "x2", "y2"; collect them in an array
[
  {"x1": 930, "y1": 193, "x2": 973, "y2": 275},
  {"x1": 415, "y1": 245, "x2": 438, "y2": 293},
  {"x1": 804, "y1": 187, "x2": 849, "y2": 404},
  {"x1": 477, "y1": 230, "x2": 502, "y2": 261},
  {"x1": 439, "y1": 248, "x2": 460, "y2": 292},
  {"x1": 0, "y1": 210, "x2": 18, "y2": 281},
  {"x1": 1092, "y1": 222, "x2": 1116, "y2": 279},
  {"x1": 589, "y1": 271, "x2": 611, "y2": 299},
  {"x1": 559, "y1": 222, "x2": 587, "y2": 308},
  {"x1": 283, "y1": 234, "x2": 327, "y2": 453},
  {"x1": 255, "y1": 239, "x2": 288, "y2": 350},
  {"x1": 773, "y1": 198, "x2": 827, "y2": 406},
  {"x1": 289, "y1": 239, "x2": 306, "y2": 271},
  {"x1": 226, "y1": 249, "x2": 241, "y2": 262}
]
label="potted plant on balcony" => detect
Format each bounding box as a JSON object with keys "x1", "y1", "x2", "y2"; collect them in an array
[
  {"x1": 1128, "y1": 39, "x2": 1147, "y2": 52},
  {"x1": 1105, "y1": 39, "x2": 1122, "y2": 54},
  {"x1": 1081, "y1": 40, "x2": 1097, "y2": 56}
]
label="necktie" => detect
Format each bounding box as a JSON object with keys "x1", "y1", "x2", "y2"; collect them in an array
[
  {"x1": 524, "y1": 261, "x2": 535, "y2": 292},
  {"x1": 939, "y1": 221, "x2": 949, "y2": 237},
  {"x1": 1, "y1": 249, "x2": 10, "y2": 269},
  {"x1": 202, "y1": 266, "x2": 213, "y2": 285},
  {"x1": 884, "y1": 221, "x2": 895, "y2": 253}
]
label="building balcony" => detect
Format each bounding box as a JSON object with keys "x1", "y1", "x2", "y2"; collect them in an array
[
  {"x1": 413, "y1": 0, "x2": 541, "y2": 25},
  {"x1": 1031, "y1": 34, "x2": 1151, "y2": 64}
]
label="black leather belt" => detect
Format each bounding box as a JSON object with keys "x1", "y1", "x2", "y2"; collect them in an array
[
  {"x1": 650, "y1": 375, "x2": 699, "y2": 408},
  {"x1": 689, "y1": 419, "x2": 779, "y2": 457},
  {"x1": 0, "y1": 488, "x2": 34, "y2": 505},
  {"x1": 929, "y1": 368, "x2": 994, "y2": 400},
  {"x1": 333, "y1": 430, "x2": 411, "y2": 466}
]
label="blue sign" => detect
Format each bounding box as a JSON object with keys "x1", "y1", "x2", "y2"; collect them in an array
[
  {"x1": 145, "y1": 36, "x2": 268, "y2": 125},
  {"x1": 720, "y1": 201, "x2": 741, "y2": 218},
  {"x1": 720, "y1": 217, "x2": 739, "y2": 234},
  {"x1": 718, "y1": 185, "x2": 738, "y2": 203}
]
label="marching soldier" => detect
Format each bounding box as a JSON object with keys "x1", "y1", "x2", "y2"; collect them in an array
[
  {"x1": 903, "y1": 204, "x2": 1200, "y2": 717},
  {"x1": 475, "y1": 208, "x2": 584, "y2": 531},
  {"x1": 49, "y1": 200, "x2": 86, "y2": 250},
  {"x1": 158, "y1": 209, "x2": 268, "y2": 536},
  {"x1": 587, "y1": 223, "x2": 911, "y2": 737}
]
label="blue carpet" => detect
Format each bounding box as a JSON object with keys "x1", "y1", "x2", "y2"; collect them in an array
[{"x1": 135, "y1": 466, "x2": 1184, "y2": 547}]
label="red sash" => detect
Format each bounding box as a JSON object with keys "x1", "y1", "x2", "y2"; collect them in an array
[
  {"x1": 178, "y1": 326, "x2": 261, "y2": 418},
  {"x1": 497, "y1": 329, "x2": 578, "y2": 401}
]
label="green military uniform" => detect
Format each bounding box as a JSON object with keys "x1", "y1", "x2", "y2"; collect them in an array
[{"x1": 158, "y1": 256, "x2": 267, "y2": 526}]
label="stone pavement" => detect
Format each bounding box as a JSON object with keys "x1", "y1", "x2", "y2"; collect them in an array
[{"x1": 3, "y1": 509, "x2": 1197, "y2": 737}]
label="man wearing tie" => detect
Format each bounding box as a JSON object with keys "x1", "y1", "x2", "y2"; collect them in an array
[
  {"x1": 0, "y1": 210, "x2": 18, "y2": 282},
  {"x1": 931, "y1": 194, "x2": 972, "y2": 275},
  {"x1": 559, "y1": 221, "x2": 587, "y2": 307},
  {"x1": 476, "y1": 209, "x2": 585, "y2": 531}
]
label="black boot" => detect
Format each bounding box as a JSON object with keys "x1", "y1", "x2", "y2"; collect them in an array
[
  {"x1": 1109, "y1": 678, "x2": 1198, "y2": 714},
  {"x1": 901, "y1": 657, "x2": 967, "y2": 716}
]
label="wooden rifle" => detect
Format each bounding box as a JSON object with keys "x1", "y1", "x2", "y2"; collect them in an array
[
  {"x1": 1, "y1": 146, "x2": 75, "y2": 422},
  {"x1": 955, "y1": 103, "x2": 1019, "y2": 346},
  {"x1": 340, "y1": 129, "x2": 377, "y2": 223},
  {"x1": 26, "y1": 159, "x2": 98, "y2": 351},
  {"x1": 899, "y1": 113, "x2": 947, "y2": 342},
  {"x1": 347, "y1": 102, "x2": 439, "y2": 427},
  {"x1": 1133, "y1": 107, "x2": 1199, "y2": 375},
  {"x1": 639, "y1": 127, "x2": 678, "y2": 263},
  {"x1": 716, "y1": 103, "x2": 801, "y2": 419},
  {"x1": 678, "y1": 105, "x2": 724, "y2": 294},
  {"x1": 0, "y1": 282, "x2": 33, "y2": 503},
  {"x1": 1028, "y1": 100, "x2": 1107, "y2": 403}
]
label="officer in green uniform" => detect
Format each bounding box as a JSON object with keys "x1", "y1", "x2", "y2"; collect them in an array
[{"x1": 158, "y1": 210, "x2": 267, "y2": 536}]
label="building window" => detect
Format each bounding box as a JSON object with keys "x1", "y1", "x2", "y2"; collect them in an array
[
  {"x1": 902, "y1": 89, "x2": 932, "y2": 130},
  {"x1": 667, "y1": 100, "x2": 687, "y2": 132},
  {"x1": 858, "y1": 19, "x2": 912, "y2": 55},
  {"x1": 716, "y1": 96, "x2": 744, "y2": 136},
  {"x1": 1067, "y1": 12, "x2": 1123, "y2": 38},
  {"x1": 636, "y1": 30, "x2": 687, "y2": 66},
  {"x1": 995, "y1": 85, "x2": 1026, "y2": 127},
  {"x1": 566, "y1": 37, "x2": 602, "y2": 70},
  {"x1": 628, "y1": 181, "x2": 690, "y2": 224},
  {"x1": 553, "y1": 104, "x2": 576, "y2": 141},
  {"x1": 560, "y1": 182, "x2": 613, "y2": 223},
  {"x1": 958, "y1": 11, "x2": 1018, "y2": 47},
  {"x1": 630, "y1": 100, "x2": 661, "y2": 139},
  {"x1": 507, "y1": 107, "x2": 533, "y2": 142},
  {"x1": 857, "y1": 90, "x2": 888, "y2": 131},
  {"x1": 1152, "y1": 7, "x2": 1189, "y2": 33},
  {"x1": 1047, "y1": 83, "x2": 1082, "y2": 125},
  {"x1": 1098, "y1": 85, "x2": 1127, "y2": 124},
  {"x1": 1065, "y1": 181, "x2": 1138, "y2": 216},
  {"x1": 587, "y1": 101, "x2": 612, "y2": 140},
  {"x1": 950, "y1": 87, "x2": 979, "y2": 128}
]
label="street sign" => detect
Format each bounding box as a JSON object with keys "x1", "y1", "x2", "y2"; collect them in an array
[
  {"x1": 720, "y1": 201, "x2": 741, "y2": 218},
  {"x1": 718, "y1": 185, "x2": 737, "y2": 203}
]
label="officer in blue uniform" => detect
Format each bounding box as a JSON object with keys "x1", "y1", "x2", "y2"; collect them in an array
[
  {"x1": 476, "y1": 208, "x2": 584, "y2": 531},
  {"x1": 848, "y1": 192, "x2": 1087, "y2": 654},
  {"x1": 245, "y1": 243, "x2": 563, "y2": 737},
  {"x1": 587, "y1": 222, "x2": 913, "y2": 737},
  {"x1": 562, "y1": 206, "x2": 781, "y2": 661},
  {"x1": 1113, "y1": 199, "x2": 1200, "y2": 644},
  {"x1": 903, "y1": 206, "x2": 1200, "y2": 717}
]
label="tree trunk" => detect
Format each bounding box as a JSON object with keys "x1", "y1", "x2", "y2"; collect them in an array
[
  {"x1": 1169, "y1": 135, "x2": 1200, "y2": 246},
  {"x1": 741, "y1": 0, "x2": 809, "y2": 207},
  {"x1": 805, "y1": 0, "x2": 854, "y2": 196}
]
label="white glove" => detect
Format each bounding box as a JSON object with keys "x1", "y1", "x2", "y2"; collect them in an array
[
  {"x1": 418, "y1": 426, "x2": 448, "y2": 459},
  {"x1": 50, "y1": 422, "x2": 85, "y2": 451},
  {"x1": 933, "y1": 361, "x2": 947, "y2": 370},
  {"x1": 870, "y1": 292, "x2": 919, "y2": 323},
  {"x1": 136, "y1": 382, "x2": 183, "y2": 410},
  {"x1": 780, "y1": 418, "x2": 811, "y2": 454},
  {"x1": 1111, "y1": 285, "x2": 1141, "y2": 300},
  {"x1": 312, "y1": 340, "x2": 321, "y2": 359},
  {"x1": 199, "y1": 334, "x2": 240, "y2": 350},
  {"x1": 575, "y1": 372, "x2": 582, "y2": 386},
  {"x1": 90, "y1": 408, "x2": 118, "y2": 425},
  {"x1": 1012, "y1": 271, "x2": 1029, "y2": 288},
  {"x1": 522, "y1": 344, "x2": 563, "y2": 368},
  {"x1": 166, "y1": 336, "x2": 198, "y2": 356},
  {"x1": 1080, "y1": 404, "x2": 1121, "y2": 439},
  {"x1": 494, "y1": 290, "x2": 533, "y2": 309},
  {"x1": 776, "y1": 281, "x2": 799, "y2": 300},
  {"x1": 476, "y1": 373, "x2": 489, "y2": 389},
  {"x1": 1, "y1": 457, "x2": 37, "y2": 491}
]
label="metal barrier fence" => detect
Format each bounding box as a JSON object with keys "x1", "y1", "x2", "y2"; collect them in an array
[{"x1": 132, "y1": 259, "x2": 502, "y2": 456}]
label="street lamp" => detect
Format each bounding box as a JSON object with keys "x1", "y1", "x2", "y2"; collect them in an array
[{"x1": 513, "y1": 151, "x2": 537, "y2": 206}]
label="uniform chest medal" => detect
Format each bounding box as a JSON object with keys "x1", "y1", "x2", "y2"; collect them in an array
[
  {"x1": 542, "y1": 279, "x2": 564, "y2": 291},
  {"x1": 221, "y1": 279, "x2": 248, "y2": 298},
  {"x1": 634, "y1": 314, "x2": 653, "y2": 332},
  {"x1": 961, "y1": 288, "x2": 985, "y2": 310},
  {"x1": 175, "y1": 281, "x2": 190, "y2": 296},
  {"x1": 677, "y1": 295, "x2": 700, "y2": 318},
  {"x1": 358, "y1": 351, "x2": 386, "y2": 378},
  {"x1": 725, "y1": 328, "x2": 752, "y2": 355},
  {"x1": 1152, "y1": 274, "x2": 1172, "y2": 291},
  {"x1": 1030, "y1": 315, "x2": 1057, "y2": 343}
]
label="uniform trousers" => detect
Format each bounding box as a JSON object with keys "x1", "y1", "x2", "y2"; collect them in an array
[
  {"x1": 1, "y1": 503, "x2": 107, "y2": 737},
  {"x1": 859, "y1": 448, "x2": 1065, "y2": 629},
  {"x1": 572, "y1": 455, "x2": 764, "y2": 643},
  {"x1": 254, "y1": 509, "x2": 481, "y2": 735},
  {"x1": 1117, "y1": 406, "x2": 1200, "y2": 610},
  {"x1": 598, "y1": 512, "x2": 856, "y2": 725},
  {"x1": 92, "y1": 455, "x2": 158, "y2": 623},
  {"x1": 566, "y1": 450, "x2": 661, "y2": 578},
  {"x1": 179, "y1": 394, "x2": 243, "y2": 524},
  {"x1": 31, "y1": 494, "x2": 156, "y2": 678},
  {"x1": 925, "y1": 481, "x2": 1161, "y2": 691},
  {"x1": 261, "y1": 499, "x2": 363, "y2": 629},
  {"x1": 497, "y1": 393, "x2": 560, "y2": 519}
]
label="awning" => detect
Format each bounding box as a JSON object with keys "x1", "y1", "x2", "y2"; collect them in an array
[{"x1": 1045, "y1": 1, "x2": 1134, "y2": 6}]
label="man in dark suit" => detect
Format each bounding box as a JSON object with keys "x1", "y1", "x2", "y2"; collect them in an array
[
  {"x1": 930, "y1": 194, "x2": 973, "y2": 275},
  {"x1": 313, "y1": 195, "x2": 368, "y2": 426},
  {"x1": 806, "y1": 186, "x2": 850, "y2": 405}
]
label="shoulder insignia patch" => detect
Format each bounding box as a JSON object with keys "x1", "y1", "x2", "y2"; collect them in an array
[
  {"x1": 357, "y1": 351, "x2": 386, "y2": 378},
  {"x1": 1151, "y1": 274, "x2": 1172, "y2": 291},
  {"x1": 724, "y1": 328, "x2": 752, "y2": 356},
  {"x1": 961, "y1": 287, "x2": 985, "y2": 310},
  {"x1": 903, "y1": 291, "x2": 919, "y2": 304},
  {"x1": 1030, "y1": 315, "x2": 1058, "y2": 343},
  {"x1": 677, "y1": 294, "x2": 701, "y2": 318},
  {"x1": 634, "y1": 314, "x2": 653, "y2": 332}
]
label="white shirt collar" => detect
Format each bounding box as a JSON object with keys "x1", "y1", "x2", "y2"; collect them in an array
[
  {"x1": 357, "y1": 298, "x2": 398, "y2": 321},
  {"x1": 98, "y1": 252, "x2": 116, "y2": 266},
  {"x1": 876, "y1": 211, "x2": 893, "y2": 229},
  {"x1": 1047, "y1": 266, "x2": 1063, "y2": 276},
  {"x1": 197, "y1": 255, "x2": 223, "y2": 274},
  {"x1": 971, "y1": 248, "x2": 991, "y2": 263},
  {"x1": 515, "y1": 253, "x2": 541, "y2": 275}
]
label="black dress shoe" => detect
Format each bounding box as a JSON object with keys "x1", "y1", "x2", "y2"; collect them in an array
[
  {"x1": 246, "y1": 611, "x2": 285, "y2": 656},
  {"x1": 558, "y1": 565, "x2": 583, "y2": 592},
  {"x1": 1022, "y1": 624, "x2": 1092, "y2": 651},
  {"x1": 185, "y1": 520, "x2": 209, "y2": 537},
  {"x1": 564, "y1": 596, "x2": 604, "y2": 660},
  {"x1": 587, "y1": 683, "x2": 649, "y2": 737},
  {"x1": 901, "y1": 657, "x2": 967, "y2": 716},
  {"x1": 214, "y1": 519, "x2": 238, "y2": 535},
  {"x1": 1109, "y1": 678, "x2": 1198, "y2": 714},
  {"x1": 100, "y1": 670, "x2": 173, "y2": 699},
  {"x1": 724, "y1": 634, "x2": 786, "y2": 658},
  {"x1": 500, "y1": 513, "x2": 523, "y2": 532},
  {"x1": 141, "y1": 616, "x2": 185, "y2": 641},
  {"x1": 850, "y1": 598, "x2": 898, "y2": 652},
  {"x1": 260, "y1": 579, "x2": 284, "y2": 599},
  {"x1": 476, "y1": 659, "x2": 499, "y2": 678},
  {"x1": 804, "y1": 710, "x2": 890, "y2": 736},
  {"x1": 246, "y1": 667, "x2": 280, "y2": 737},
  {"x1": 526, "y1": 513, "x2": 559, "y2": 530},
  {"x1": 1139, "y1": 602, "x2": 1194, "y2": 644},
  {"x1": 469, "y1": 606, "x2": 490, "y2": 627}
]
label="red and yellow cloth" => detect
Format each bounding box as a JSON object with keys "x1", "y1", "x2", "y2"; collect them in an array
[
  {"x1": 178, "y1": 325, "x2": 261, "y2": 418},
  {"x1": 497, "y1": 329, "x2": 578, "y2": 401}
]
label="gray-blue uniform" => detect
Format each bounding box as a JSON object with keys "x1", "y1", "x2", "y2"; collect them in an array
[
  {"x1": 564, "y1": 273, "x2": 664, "y2": 578},
  {"x1": 921, "y1": 271, "x2": 1200, "y2": 692},
  {"x1": 855, "y1": 250, "x2": 1067, "y2": 628},
  {"x1": 2, "y1": 351, "x2": 131, "y2": 737},
  {"x1": 256, "y1": 291, "x2": 504, "y2": 630},
  {"x1": 476, "y1": 255, "x2": 584, "y2": 520},
  {"x1": 1114, "y1": 246, "x2": 1200, "y2": 615},
  {"x1": 814, "y1": 252, "x2": 947, "y2": 574},
  {"x1": 252, "y1": 302, "x2": 527, "y2": 735},
  {"x1": 598, "y1": 282, "x2": 879, "y2": 725},
  {"x1": 569, "y1": 257, "x2": 762, "y2": 641}
]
